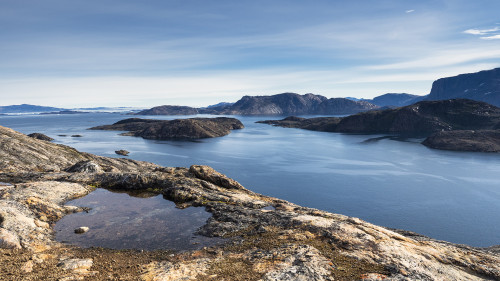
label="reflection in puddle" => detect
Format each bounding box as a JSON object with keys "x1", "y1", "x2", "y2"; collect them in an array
[{"x1": 55, "y1": 188, "x2": 221, "y2": 251}]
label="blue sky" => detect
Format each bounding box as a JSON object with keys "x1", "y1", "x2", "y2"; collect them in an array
[{"x1": 1, "y1": 0, "x2": 499, "y2": 107}]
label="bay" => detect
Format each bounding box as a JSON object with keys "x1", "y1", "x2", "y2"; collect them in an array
[{"x1": 1, "y1": 112, "x2": 499, "y2": 247}]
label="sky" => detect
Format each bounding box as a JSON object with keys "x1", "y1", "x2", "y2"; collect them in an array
[{"x1": 1, "y1": 0, "x2": 499, "y2": 108}]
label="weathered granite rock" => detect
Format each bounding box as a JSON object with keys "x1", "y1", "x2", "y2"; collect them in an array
[
  {"x1": 27, "y1": 133, "x2": 54, "y2": 142},
  {"x1": 423, "y1": 130, "x2": 500, "y2": 152},
  {"x1": 141, "y1": 258, "x2": 210, "y2": 281},
  {"x1": 90, "y1": 117, "x2": 244, "y2": 140},
  {"x1": 66, "y1": 161, "x2": 104, "y2": 173},
  {"x1": 74, "y1": 226, "x2": 89, "y2": 234},
  {"x1": 115, "y1": 149, "x2": 129, "y2": 156},
  {"x1": 0, "y1": 125, "x2": 159, "y2": 173},
  {"x1": 260, "y1": 244, "x2": 334, "y2": 281},
  {"x1": 58, "y1": 258, "x2": 93, "y2": 271},
  {"x1": 0, "y1": 228, "x2": 21, "y2": 249}
]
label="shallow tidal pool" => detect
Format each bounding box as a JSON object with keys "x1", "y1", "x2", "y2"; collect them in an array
[{"x1": 55, "y1": 188, "x2": 222, "y2": 251}]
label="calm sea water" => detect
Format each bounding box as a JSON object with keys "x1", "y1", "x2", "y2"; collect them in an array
[{"x1": 1, "y1": 113, "x2": 499, "y2": 247}]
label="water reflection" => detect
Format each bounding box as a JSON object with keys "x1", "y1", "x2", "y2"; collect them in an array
[{"x1": 55, "y1": 188, "x2": 222, "y2": 251}]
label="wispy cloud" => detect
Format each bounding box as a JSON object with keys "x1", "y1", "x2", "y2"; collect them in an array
[
  {"x1": 366, "y1": 46, "x2": 500, "y2": 70},
  {"x1": 463, "y1": 27, "x2": 499, "y2": 35},
  {"x1": 405, "y1": 10, "x2": 415, "y2": 13},
  {"x1": 480, "y1": 34, "x2": 500, "y2": 40}
]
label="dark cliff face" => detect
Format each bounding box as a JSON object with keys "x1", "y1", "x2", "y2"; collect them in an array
[
  {"x1": 426, "y1": 68, "x2": 500, "y2": 107},
  {"x1": 259, "y1": 99, "x2": 500, "y2": 135},
  {"x1": 218, "y1": 93, "x2": 378, "y2": 115},
  {"x1": 135, "y1": 105, "x2": 199, "y2": 115},
  {"x1": 90, "y1": 117, "x2": 244, "y2": 140}
]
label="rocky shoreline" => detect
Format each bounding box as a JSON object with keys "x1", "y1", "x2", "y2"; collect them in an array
[
  {"x1": 422, "y1": 130, "x2": 500, "y2": 152},
  {"x1": 1, "y1": 125, "x2": 500, "y2": 280}
]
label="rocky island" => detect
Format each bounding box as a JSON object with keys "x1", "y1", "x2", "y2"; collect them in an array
[
  {"x1": 258, "y1": 99, "x2": 500, "y2": 152},
  {"x1": 90, "y1": 117, "x2": 244, "y2": 140},
  {"x1": 1, "y1": 124, "x2": 500, "y2": 280}
]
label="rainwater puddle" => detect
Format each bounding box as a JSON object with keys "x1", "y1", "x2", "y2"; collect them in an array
[{"x1": 55, "y1": 188, "x2": 222, "y2": 251}]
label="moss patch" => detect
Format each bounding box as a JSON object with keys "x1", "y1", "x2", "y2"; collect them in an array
[
  {"x1": 211, "y1": 226, "x2": 389, "y2": 281},
  {"x1": 200, "y1": 257, "x2": 261, "y2": 281}
]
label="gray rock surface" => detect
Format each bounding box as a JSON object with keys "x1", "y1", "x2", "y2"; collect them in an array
[
  {"x1": 0, "y1": 228, "x2": 21, "y2": 249},
  {"x1": 66, "y1": 161, "x2": 104, "y2": 173}
]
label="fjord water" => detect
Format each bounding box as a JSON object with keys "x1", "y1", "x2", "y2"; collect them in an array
[{"x1": 1, "y1": 113, "x2": 499, "y2": 247}]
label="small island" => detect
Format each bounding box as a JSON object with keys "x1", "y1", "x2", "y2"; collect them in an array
[{"x1": 90, "y1": 117, "x2": 244, "y2": 140}]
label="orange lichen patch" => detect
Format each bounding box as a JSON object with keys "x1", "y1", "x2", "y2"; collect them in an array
[{"x1": 24, "y1": 196, "x2": 65, "y2": 222}]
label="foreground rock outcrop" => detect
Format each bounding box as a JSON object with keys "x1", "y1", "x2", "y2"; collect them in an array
[
  {"x1": 90, "y1": 117, "x2": 244, "y2": 140},
  {"x1": 1, "y1": 125, "x2": 499, "y2": 280}
]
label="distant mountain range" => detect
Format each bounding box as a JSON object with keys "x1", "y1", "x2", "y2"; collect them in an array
[
  {"x1": 136, "y1": 93, "x2": 379, "y2": 116},
  {"x1": 135, "y1": 67, "x2": 500, "y2": 116},
  {"x1": 3, "y1": 67, "x2": 499, "y2": 116},
  {"x1": 362, "y1": 93, "x2": 425, "y2": 107},
  {"x1": 0, "y1": 105, "x2": 142, "y2": 114},
  {"x1": 0, "y1": 104, "x2": 63, "y2": 114}
]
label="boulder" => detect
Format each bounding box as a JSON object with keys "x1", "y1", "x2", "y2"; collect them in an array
[
  {"x1": 115, "y1": 150, "x2": 129, "y2": 156},
  {"x1": 66, "y1": 161, "x2": 104, "y2": 173},
  {"x1": 0, "y1": 228, "x2": 21, "y2": 249},
  {"x1": 27, "y1": 133, "x2": 54, "y2": 141}
]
